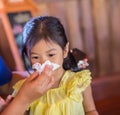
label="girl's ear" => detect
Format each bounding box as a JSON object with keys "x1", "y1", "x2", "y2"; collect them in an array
[{"x1": 63, "y1": 42, "x2": 69, "y2": 58}]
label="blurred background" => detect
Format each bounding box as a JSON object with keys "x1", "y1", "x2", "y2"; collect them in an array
[{"x1": 0, "y1": 0, "x2": 120, "y2": 114}]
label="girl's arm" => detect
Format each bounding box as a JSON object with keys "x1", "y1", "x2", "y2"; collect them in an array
[{"x1": 83, "y1": 85, "x2": 99, "y2": 115}]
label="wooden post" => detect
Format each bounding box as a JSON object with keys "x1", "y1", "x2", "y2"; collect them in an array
[
  {"x1": 65, "y1": 0, "x2": 83, "y2": 50},
  {"x1": 92, "y1": 0, "x2": 112, "y2": 75},
  {"x1": 109, "y1": 0, "x2": 120, "y2": 72},
  {"x1": 80, "y1": 0, "x2": 97, "y2": 76}
]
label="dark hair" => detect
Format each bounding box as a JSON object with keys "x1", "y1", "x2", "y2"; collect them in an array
[
  {"x1": 21, "y1": 16, "x2": 86, "y2": 72},
  {"x1": 69, "y1": 48, "x2": 87, "y2": 72},
  {"x1": 71, "y1": 48, "x2": 87, "y2": 62}
]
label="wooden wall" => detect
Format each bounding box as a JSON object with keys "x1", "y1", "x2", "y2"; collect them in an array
[
  {"x1": 92, "y1": 72, "x2": 120, "y2": 115},
  {"x1": 34, "y1": 0, "x2": 120, "y2": 77}
]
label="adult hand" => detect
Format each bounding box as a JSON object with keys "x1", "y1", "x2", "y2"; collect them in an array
[
  {"x1": 0, "y1": 95, "x2": 13, "y2": 112},
  {"x1": 16, "y1": 64, "x2": 54, "y2": 104}
]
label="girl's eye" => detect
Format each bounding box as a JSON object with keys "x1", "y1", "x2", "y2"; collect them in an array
[
  {"x1": 48, "y1": 54, "x2": 55, "y2": 57},
  {"x1": 31, "y1": 56, "x2": 39, "y2": 59}
]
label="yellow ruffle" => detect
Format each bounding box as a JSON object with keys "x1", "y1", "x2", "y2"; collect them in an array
[
  {"x1": 12, "y1": 79, "x2": 26, "y2": 97},
  {"x1": 65, "y1": 70, "x2": 92, "y2": 102}
]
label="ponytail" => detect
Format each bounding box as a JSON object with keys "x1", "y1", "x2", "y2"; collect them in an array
[{"x1": 63, "y1": 48, "x2": 87, "y2": 72}]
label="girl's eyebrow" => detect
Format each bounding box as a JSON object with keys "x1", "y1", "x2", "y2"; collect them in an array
[
  {"x1": 30, "y1": 52, "x2": 37, "y2": 55},
  {"x1": 30, "y1": 48, "x2": 57, "y2": 55},
  {"x1": 46, "y1": 48, "x2": 57, "y2": 53}
]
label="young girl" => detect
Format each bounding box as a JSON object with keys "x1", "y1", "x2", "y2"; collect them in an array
[
  {"x1": 7, "y1": 16, "x2": 98, "y2": 115},
  {"x1": 0, "y1": 50, "x2": 87, "y2": 114}
]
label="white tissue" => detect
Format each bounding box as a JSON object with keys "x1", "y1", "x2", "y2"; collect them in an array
[{"x1": 32, "y1": 60, "x2": 60, "y2": 73}]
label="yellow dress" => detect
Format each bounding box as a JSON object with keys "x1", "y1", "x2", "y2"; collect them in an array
[{"x1": 13, "y1": 70, "x2": 92, "y2": 115}]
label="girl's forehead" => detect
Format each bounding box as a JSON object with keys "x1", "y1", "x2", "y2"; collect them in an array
[
  {"x1": 35, "y1": 39, "x2": 58, "y2": 47},
  {"x1": 31, "y1": 39, "x2": 61, "y2": 51}
]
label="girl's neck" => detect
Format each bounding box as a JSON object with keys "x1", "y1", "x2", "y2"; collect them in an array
[{"x1": 52, "y1": 68, "x2": 65, "y2": 88}]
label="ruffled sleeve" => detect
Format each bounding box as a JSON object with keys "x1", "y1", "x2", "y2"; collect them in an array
[
  {"x1": 12, "y1": 79, "x2": 26, "y2": 97},
  {"x1": 65, "y1": 70, "x2": 92, "y2": 102}
]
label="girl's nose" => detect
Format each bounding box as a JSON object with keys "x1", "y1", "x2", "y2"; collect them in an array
[{"x1": 39, "y1": 57, "x2": 47, "y2": 65}]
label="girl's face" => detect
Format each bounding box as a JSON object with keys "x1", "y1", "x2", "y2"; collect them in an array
[{"x1": 29, "y1": 39, "x2": 69, "y2": 73}]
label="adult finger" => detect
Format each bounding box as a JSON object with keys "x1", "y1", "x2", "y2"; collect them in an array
[
  {"x1": 46, "y1": 77, "x2": 55, "y2": 89},
  {"x1": 0, "y1": 96, "x2": 5, "y2": 105},
  {"x1": 5, "y1": 95, "x2": 13, "y2": 104},
  {"x1": 41, "y1": 65, "x2": 53, "y2": 83},
  {"x1": 27, "y1": 71, "x2": 39, "y2": 81},
  {"x1": 0, "y1": 96, "x2": 6, "y2": 112}
]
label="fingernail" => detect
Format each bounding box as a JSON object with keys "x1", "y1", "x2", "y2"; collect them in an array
[{"x1": 7, "y1": 95, "x2": 13, "y2": 99}]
